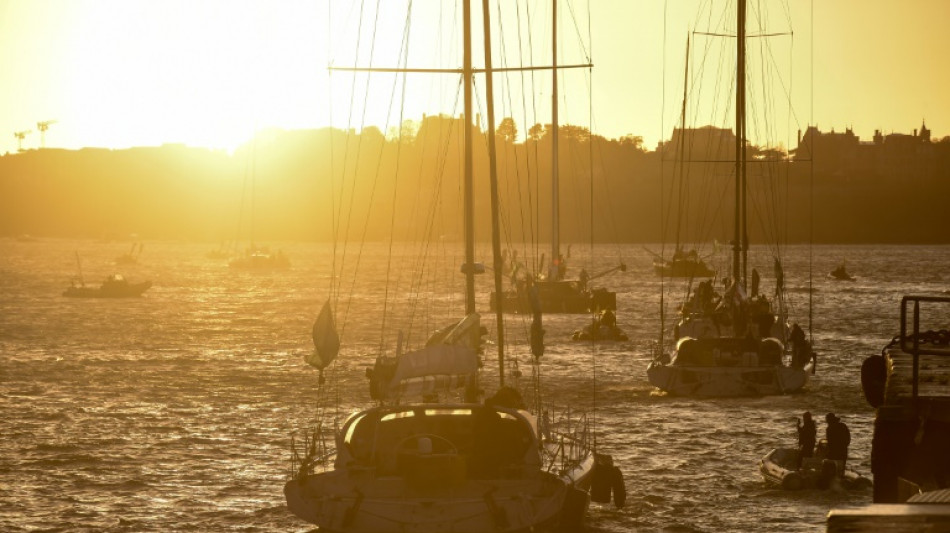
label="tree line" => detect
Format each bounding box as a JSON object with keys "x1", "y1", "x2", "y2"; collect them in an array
[{"x1": 2, "y1": 115, "x2": 948, "y2": 244}]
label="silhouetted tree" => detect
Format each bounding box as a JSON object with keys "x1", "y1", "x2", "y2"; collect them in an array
[
  {"x1": 619, "y1": 134, "x2": 645, "y2": 151},
  {"x1": 528, "y1": 123, "x2": 544, "y2": 142},
  {"x1": 497, "y1": 117, "x2": 518, "y2": 143}
]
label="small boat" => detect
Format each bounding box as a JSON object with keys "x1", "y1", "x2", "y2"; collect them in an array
[
  {"x1": 653, "y1": 249, "x2": 715, "y2": 278},
  {"x1": 571, "y1": 310, "x2": 629, "y2": 342},
  {"x1": 115, "y1": 242, "x2": 143, "y2": 265},
  {"x1": 228, "y1": 246, "x2": 290, "y2": 270},
  {"x1": 830, "y1": 262, "x2": 855, "y2": 281},
  {"x1": 760, "y1": 444, "x2": 871, "y2": 491},
  {"x1": 63, "y1": 274, "x2": 152, "y2": 298}
]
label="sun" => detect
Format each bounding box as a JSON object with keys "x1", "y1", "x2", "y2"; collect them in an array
[{"x1": 53, "y1": 0, "x2": 328, "y2": 151}]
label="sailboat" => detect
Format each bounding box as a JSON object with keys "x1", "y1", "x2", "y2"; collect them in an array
[
  {"x1": 285, "y1": 2, "x2": 617, "y2": 530},
  {"x1": 227, "y1": 137, "x2": 290, "y2": 271},
  {"x1": 488, "y1": 13, "x2": 624, "y2": 315},
  {"x1": 647, "y1": 0, "x2": 814, "y2": 396},
  {"x1": 115, "y1": 242, "x2": 143, "y2": 265},
  {"x1": 64, "y1": 252, "x2": 151, "y2": 298}
]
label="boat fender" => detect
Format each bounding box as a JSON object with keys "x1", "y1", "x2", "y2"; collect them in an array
[
  {"x1": 610, "y1": 466, "x2": 626, "y2": 508},
  {"x1": 860, "y1": 354, "x2": 886, "y2": 408},
  {"x1": 781, "y1": 470, "x2": 803, "y2": 491},
  {"x1": 817, "y1": 459, "x2": 838, "y2": 490},
  {"x1": 590, "y1": 460, "x2": 612, "y2": 504}
]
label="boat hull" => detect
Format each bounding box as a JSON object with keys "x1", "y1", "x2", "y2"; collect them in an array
[
  {"x1": 647, "y1": 360, "x2": 812, "y2": 397},
  {"x1": 676, "y1": 314, "x2": 788, "y2": 341},
  {"x1": 489, "y1": 285, "x2": 616, "y2": 314},
  {"x1": 285, "y1": 468, "x2": 585, "y2": 533},
  {"x1": 62, "y1": 281, "x2": 152, "y2": 298},
  {"x1": 760, "y1": 448, "x2": 871, "y2": 491},
  {"x1": 653, "y1": 262, "x2": 715, "y2": 278}
]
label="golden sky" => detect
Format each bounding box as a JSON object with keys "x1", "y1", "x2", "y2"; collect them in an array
[{"x1": 1, "y1": 0, "x2": 947, "y2": 155}]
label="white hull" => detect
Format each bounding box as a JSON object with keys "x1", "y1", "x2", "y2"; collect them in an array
[
  {"x1": 286, "y1": 451, "x2": 594, "y2": 533},
  {"x1": 647, "y1": 361, "x2": 812, "y2": 397}
]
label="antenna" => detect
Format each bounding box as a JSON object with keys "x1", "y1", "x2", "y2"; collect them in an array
[
  {"x1": 14, "y1": 130, "x2": 31, "y2": 151},
  {"x1": 37, "y1": 120, "x2": 57, "y2": 148}
]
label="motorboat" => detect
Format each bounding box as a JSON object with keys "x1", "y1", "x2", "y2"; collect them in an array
[
  {"x1": 63, "y1": 274, "x2": 151, "y2": 298},
  {"x1": 830, "y1": 263, "x2": 856, "y2": 281},
  {"x1": 760, "y1": 444, "x2": 871, "y2": 491},
  {"x1": 571, "y1": 310, "x2": 629, "y2": 342}
]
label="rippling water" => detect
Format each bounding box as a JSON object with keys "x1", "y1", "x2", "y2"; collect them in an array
[{"x1": 1, "y1": 239, "x2": 948, "y2": 532}]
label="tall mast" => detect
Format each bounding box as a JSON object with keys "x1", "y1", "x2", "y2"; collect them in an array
[
  {"x1": 674, "y1": 34, "x2": 691, "y2": 251},
  {"x1": 463, "y1": 0, "x2": 476, "y2": 314},
  {"x1": 733, "y1": 0, "x2": 747, "y2": 289},
  {"x1": 481, "y1": 0, "x2": 506, "y2": 385},
  {"x1": 549, "y1": 0, "x2": 560, "y2": 281}
]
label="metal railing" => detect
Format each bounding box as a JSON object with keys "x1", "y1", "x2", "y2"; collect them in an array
[{"x1": 898, "y1": 295, "x2": 950, "y2": 402}]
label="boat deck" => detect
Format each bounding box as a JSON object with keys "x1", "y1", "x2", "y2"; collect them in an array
[
  {"x1": 884, "y1": 349, "x2": 950, "y2": 407},
  {"x1": 880, "y1": 295, "x2": 950, "y2": 421}
]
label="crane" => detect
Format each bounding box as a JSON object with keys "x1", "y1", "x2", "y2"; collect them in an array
[
  {"x1": 37, "y1": 120, "x2": 57, "y2": 148},
  {"x1": 14, "y1": 130, "x2": 31, "y2": 151}
]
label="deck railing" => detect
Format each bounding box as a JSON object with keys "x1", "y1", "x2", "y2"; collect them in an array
[{"x1": 899, "y1": 295, "x2": 950, "y2": 403}]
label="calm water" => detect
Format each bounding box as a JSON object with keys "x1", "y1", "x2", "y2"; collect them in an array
[{"x1": 1, "y1": 239, "x2": 948, "y2": 532}]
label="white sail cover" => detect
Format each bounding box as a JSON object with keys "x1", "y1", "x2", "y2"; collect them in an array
[
  {"x1": 425, "y1": 313, "x2": 481, "y2": 350},
  {"x1": 386, "y1": 344, "x2": 478, "y2": 399},
  {"x1": 306, "y1": 300, "x2": 340, "y2": 370}
]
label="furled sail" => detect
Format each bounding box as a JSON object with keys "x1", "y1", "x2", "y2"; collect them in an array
[
  {"x1": 306, "y1": 300, "x2": 340, "y2": 370},
  {"x1": 425, "y1": 313, "x2": 482, "y2": 351},
  {"x1": 373, "y1": 344, "x2": 478, "y2": 400}
]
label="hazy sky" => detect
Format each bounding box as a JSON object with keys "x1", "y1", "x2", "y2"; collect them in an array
[{"x1": 1, "y1": 0, "x2": 947, "y2": 155}]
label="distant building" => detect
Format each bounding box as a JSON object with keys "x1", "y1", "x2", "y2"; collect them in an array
[
  {"x1": 793, "y1": 121, "x2": 943, "y2": 180},
  {"x1": 660, "y1": 126, "x2": 737, "y2": 162}
]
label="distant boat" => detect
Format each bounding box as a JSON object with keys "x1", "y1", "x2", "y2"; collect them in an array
[
  {"x1": 829, "y1": 262, "x2": 855, "y2": 281},
  {"x1": 115, "y1": 242, "x2": 143, "y2": 265},
  {"x1": 653, "y1": 248, "x2": 715, "y2": 278},
  {"x1": 63, "y1": 273, "x2": 152, "y2": 298},
  {"x1": 487, "y1": 3, "x2": 624, "y2": 315},
  {"x1": 571, "y1": 309, "x2": 629, "y2": 342},
  {"x1": 228, "y1": 246, "x2": 290, "y2": 270}
]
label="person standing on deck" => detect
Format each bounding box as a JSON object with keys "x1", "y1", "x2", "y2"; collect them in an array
[
  {"x1": 826, "y1": 413, "x2": 852, "y2": 473},
  {"x1": 797, "y1": 411, "x2": 816, "y2": 469}
]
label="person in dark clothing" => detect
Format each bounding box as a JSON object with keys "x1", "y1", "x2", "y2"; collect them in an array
[
  {"x1": 790, "y1": 323, "x2": 811, "y2": 368},
  {"x1": 797, "y1": 411, "x2": 817, "y2": 469},
  {"x1": 825, "y1": 413, "x2": 851, "y2": 473}
]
